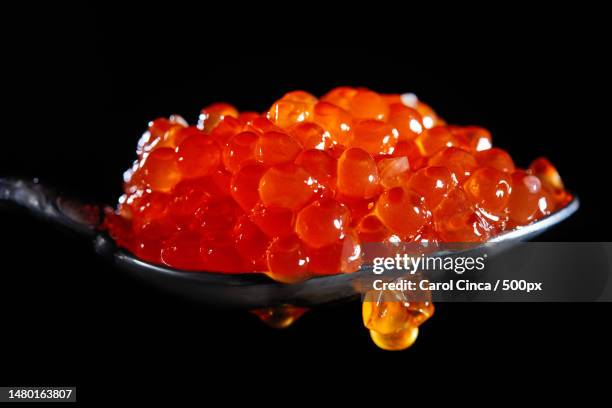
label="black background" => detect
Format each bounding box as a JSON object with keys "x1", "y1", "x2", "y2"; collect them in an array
[{"x1": 1, "y1": 9, "x2": 610, "y2": 403}]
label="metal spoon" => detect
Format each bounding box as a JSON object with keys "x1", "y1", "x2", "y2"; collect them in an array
[{"x1": 0, "y1": 177, "x2": 579, "y2": 308}]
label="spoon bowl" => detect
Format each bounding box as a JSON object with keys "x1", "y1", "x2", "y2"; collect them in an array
[{"x1": 1, "y1": 177, "x2": 580, "y2": 308}]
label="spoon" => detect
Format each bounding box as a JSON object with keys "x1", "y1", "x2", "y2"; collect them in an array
[{"x1": 0, "y1": 177, "x2": 579, "y2": 309}]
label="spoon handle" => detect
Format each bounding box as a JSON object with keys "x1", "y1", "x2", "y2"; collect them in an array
[{"x1": 0, "y1": 177, "x2": 101, "y2": 237}]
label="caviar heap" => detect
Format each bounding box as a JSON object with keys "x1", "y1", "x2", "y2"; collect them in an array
[{"x1": 105, "y1": 88, "x2": 571, "y2": 282}]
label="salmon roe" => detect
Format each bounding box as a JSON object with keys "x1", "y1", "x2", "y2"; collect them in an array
[
  {"x1": 107, "y1": 88, "x2": 572, "y2": 282},
  {"x1": 363, "y1": 288, "x2": 434, "y2": 350}
]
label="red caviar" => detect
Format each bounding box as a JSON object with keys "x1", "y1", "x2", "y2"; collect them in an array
[{"x1": 106, "y1": 88, "x2": 572, "y2": 283}]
